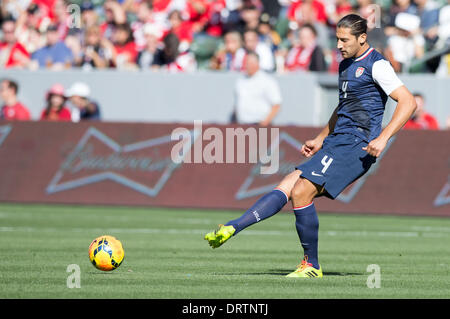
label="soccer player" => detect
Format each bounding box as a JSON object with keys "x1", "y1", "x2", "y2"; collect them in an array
[{"x1": 204, "y1": 14, "x2": 417, "y2": 278}]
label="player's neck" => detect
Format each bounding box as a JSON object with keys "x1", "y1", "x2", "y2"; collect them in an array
[{"x1": 354, "y1": 44, "x2": 370, "y2": 60}]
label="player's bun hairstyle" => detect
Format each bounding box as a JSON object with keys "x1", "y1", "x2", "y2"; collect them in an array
[{"x1": 337, "y1": 14, "x2": 368, "y2": 38}]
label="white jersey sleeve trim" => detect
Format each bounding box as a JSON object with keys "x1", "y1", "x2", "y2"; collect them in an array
[{"x1": 372, "y1": 59, "x2": 404, "y2": 96}]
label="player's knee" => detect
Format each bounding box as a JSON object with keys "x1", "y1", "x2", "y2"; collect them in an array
[
  {"x1": 276, "y1": 170, "x2": 302, "y2": 196},
  {"x1": 290, "y1": 178, "x2": 316, "y2": 202},
  {"x1": 290, "y1": 182, "x2": 306, "y2": 200}
]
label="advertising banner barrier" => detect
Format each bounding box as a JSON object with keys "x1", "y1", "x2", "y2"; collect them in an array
[{"x1": 0, "y1": 121, "x2": 448, "y2": 216}]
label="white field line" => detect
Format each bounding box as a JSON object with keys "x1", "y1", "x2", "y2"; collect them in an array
[{"x1": 1, "y1": 226, "x2": 450, "y2": 238}]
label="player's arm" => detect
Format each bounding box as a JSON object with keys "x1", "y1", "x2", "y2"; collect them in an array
[
  {"x1": 363, "y1": 59, "x2": 417, "y2": 158},
  {"x1": 363, "y1": 85, "x2": 416, "y2": 157},
  {"x1": 301, "y1": 105, "x2": 338, "y2": 158},
  {"x1": 260, "y1": 104, "x2": 280, "y2": 127}
]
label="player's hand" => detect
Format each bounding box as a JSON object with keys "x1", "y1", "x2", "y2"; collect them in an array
[
  {"x1": 362, "y1": 137, "x2": 388, "y2": 158},
  {"x1": 301, "y1": 139, "x2": 322, "y2": 158}
]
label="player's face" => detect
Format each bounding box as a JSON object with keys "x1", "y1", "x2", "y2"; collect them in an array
[{"x1": 336, "y1": 27, "x2": 364, "y2": 59}]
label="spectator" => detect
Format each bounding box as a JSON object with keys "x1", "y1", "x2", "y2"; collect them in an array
[
  {"x1": 232, "y1": 51, "x2": 282, "y2": 126},
  {"x1": 0, "y1": 18, "x2": 30, "y2": 69},
  {"x1": 30, "y1": 23, "x2": 74, "y2": 69},
  {"x1": 209, "y1": 30, "x2": 243, "y2": 71},
  {"x1": 258, "y1": 13, "x2": 282, "y2": 53},
  {"x1": 33, "y1": 0, "x2": 57, "y2": 22},
  {"x1": 80, "y1": 0, "x2": 99, "y2": 30},
  {"x1": 165, "y1": 9, "x2": 194, "y2": 46},
  {"x1": 385, "y1": 0, "x2": 418, "y2": 36},
  {"x1": 202, "y1": 0, "x2": 227, "y2": 37},
  {"x1": 284, "y1": 23, "x2": 326, "y2": 72},
  {"x1": 0, "y1": 78, "x2": 31, "y2": 121},
  {"x1": 415, "y1": 0, "x2": 440, "y2": 36},
  {"x1": 40, "y1": 83, "x2": 71, "y2": 121},
  {"x1": 404, "y1": 93, "x2": 439, "y2": 129},
  {"x1": 74, "y1": 25, "x2": 108, "y2": 70},
  {"x1": 137, "y1": 23, "x2": 162, "y2": 69},
  {"x1": 66, "y1": 82, "x2": 101, "y2": 122},
  {"x1": 51, "y1": 0, "x2": 70, "y2": 40},
  {"x1": 356, "y1": 0, "x2": 377, "y2": 26},
  {"x1": 103, "y1": 22, "x2": 138, "y2": 69},
  {"x1": 184, "y1": 0, "x2": 210, "y2": 34},
  {"x1": 328, "y1": 0, "x2": 354, "y2": 27},
  {"x1": 391, "y1": 0, "x2": 419, "y2": 17},
  {"x1": 385, "y1": 12, "x2": 425, "y2": 72},
  {"x1": 286, "y1": 0, "x2": 328, "y2": 26},
  {"x1": 1, "y1": 0, "x2": 32, "y2": 20},
  {"x1": 150, "y1": 0, "x2": 177, "y2": 26},
  {"x1": 221, "y1": 0, "x2": 245, "y2": 33},
  {"x1": 152, "y1": 33, "x2": 197, "y2": 72},
  {"x1": 131, "y1": 0, "x2": 160, "y2": 51},
  {"x1": 14, "y1": 3, "x2": 47, "y2": 55},
  {"x1": 239, "y1": 3, "x2": 262, "y2": 33},
  {"x1": 100, "y1": 0, "x2": 127, "y2": 41},
  {"x1": 234, "y1": 28, "x2": 275, "y2": 72}
]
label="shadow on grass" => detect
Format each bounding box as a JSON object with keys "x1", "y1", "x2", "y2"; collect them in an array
[{"x1": 217, "y1": 269, "x2": 364, "y2": 277}]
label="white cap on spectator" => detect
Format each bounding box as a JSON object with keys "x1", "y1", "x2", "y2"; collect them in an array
[
  {"x1": 66, "y1": 82, "x2": 90, "y2": 98},
  {"x1": 395, "y1": 13, "x2": 420, "y2": 32},
  {"x1": 143, "y1": 23, "x2": 163, "y2": 38}
]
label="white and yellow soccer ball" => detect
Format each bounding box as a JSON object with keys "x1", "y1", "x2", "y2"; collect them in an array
[{"x1": 88, "y1": 235, "x2": 124, "y2": 271}]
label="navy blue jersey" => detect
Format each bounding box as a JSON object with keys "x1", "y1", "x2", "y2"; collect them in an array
[{"x1": 333, "y1": 47, "x2": 403, "y2": 142}]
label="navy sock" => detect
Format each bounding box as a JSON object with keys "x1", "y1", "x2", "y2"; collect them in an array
[
  {"x1": 226, "y1": 189, "x2": 289, "y2": 235},
  {"x1": 293, "y1": 202, "x2": 319, "y2": 269}
]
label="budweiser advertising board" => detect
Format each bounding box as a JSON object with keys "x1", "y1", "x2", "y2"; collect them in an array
[{"x1": 0, "y1": 121, "x2": 448, "y2": 216}]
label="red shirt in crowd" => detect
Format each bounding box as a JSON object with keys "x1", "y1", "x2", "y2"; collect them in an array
[
  {"x1": 287, "y1": 0, "x2": 328, "y2": 24},
  {"x1": 203, "y1": 0, "x2": 226, "y2": 37},
  {"x1": 336, "y1": 2, "x2": 353, "y2": 16},
  {"x1": 0, "y1": 42, "x2": 30, "y2": 68},
  {"x1": 1, "y1": 102, "x2": 31, "y2": 120},
  {"x1": 285, "y1": 46, "x2": 315, "y2": 71},
  {"x1": 114, "y1": 41, "x2": 138, "y2": 66},
  {"x1": 185, "y1": 0, "x2": 210, "y2": 29},
  {"x1": 152, "y1": 0, "x2": 172, "y2": 12},
  {"x1": 163, "y1": 22, "x2": 194, "y2": 44},
  {"x1": 404, "y1": 114, "x2": 440, "y2": 130},
  {"x1": 32, "y1": 0, "x2": 56, "y2": 20},
  {"x1": 40, "y1": 107, "x2": 72, "y2": 121}
]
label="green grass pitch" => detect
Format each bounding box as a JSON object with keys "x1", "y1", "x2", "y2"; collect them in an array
[{"x1": 1, "y1": 203, "x2": 450, "y2": 299}]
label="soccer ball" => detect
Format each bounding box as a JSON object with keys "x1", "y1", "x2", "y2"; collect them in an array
[{"x1": 88, "y1": 235, "x2": 124, "y2": 271}]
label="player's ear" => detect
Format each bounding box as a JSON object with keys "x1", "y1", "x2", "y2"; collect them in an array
[{"x1": 358, "y1": 33, "x2": 367, "y2": 46}]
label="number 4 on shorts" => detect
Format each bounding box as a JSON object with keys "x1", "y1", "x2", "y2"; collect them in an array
[{"x1": 321, "y1": 155, "x2": 333, "y2": 174}]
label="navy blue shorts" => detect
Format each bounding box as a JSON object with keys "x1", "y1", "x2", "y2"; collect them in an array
[{"x1": 295, "y1": 133, "x2": 377, "y2": 199}]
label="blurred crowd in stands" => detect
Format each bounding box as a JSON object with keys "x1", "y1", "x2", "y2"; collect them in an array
[
  {"x1": 0, "y1": 0, "x2": 449, "y2": 74},
  {"x1": 1, "y1": 0, "x2": 449, "y2": 127}
]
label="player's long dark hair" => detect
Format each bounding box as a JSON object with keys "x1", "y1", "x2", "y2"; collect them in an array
[{"x1": 337, "y1": 14, "x2": 367, "y2": 38}]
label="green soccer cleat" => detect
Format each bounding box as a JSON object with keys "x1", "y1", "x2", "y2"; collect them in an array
[
  {"x1": 204, "y1": 224, "x2": 236, "y2": 248},
  {"x1": 286, "y1": 256, "x2": 323, "y2": 278}
]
